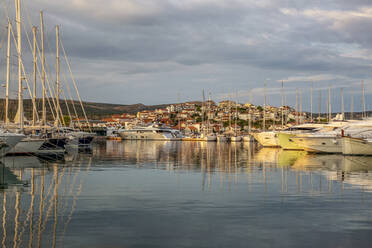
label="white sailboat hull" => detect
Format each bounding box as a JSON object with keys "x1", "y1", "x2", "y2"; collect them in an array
[
  {"x1": 0, "y1": 133, "x2": 25, "y2": 157},
  {"x1": 8, "y1": 138, "x2": 44, "y2": 155}
]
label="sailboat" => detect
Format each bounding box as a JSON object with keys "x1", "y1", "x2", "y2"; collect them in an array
[
  {"x1": 3, "y1": 3, "x2": 93, "y2": 155},
  {"x1": 253, "y1": 81, "x2": 280, "y2": 147},
  {"x1": 231, "y1": 93, "x2": 242, "y2": 142}
]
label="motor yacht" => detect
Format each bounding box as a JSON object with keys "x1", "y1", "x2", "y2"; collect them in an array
[
  {"x1": 253, "y1": 131, "x2": 280, "y2": 147},
  {"x1": 119, "y1": 124, "x2": 182, "y2": 141}
]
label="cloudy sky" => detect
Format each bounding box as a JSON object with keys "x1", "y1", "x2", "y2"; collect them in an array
[{"x1": 1, "y1": 0, "x2": 372, "y2": 112}]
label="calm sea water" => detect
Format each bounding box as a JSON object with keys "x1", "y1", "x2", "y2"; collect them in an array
[{"x1": 1, "y1": 140, "x2": 372, "y2": 248}]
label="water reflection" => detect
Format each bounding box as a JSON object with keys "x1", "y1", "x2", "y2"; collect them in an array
[
  {"x1": 0, "y1": 141, "x2": 372, "y2": 247},
  {"x1": 0, "y1": 152, "x2": 92, "y2": 248}
]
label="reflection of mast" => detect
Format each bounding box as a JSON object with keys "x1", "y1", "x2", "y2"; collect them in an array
[
  {"x1": 5, "y1": 20, "x2": 11, "y2": 125},
  {"x1": 52, "y1": 167, "x2": 59, "y2": 248},
  {"x1": 37, "y1": 171, "x2": 45, "y2": 248},
  {"x1": 13, "y1": 191, "x2": 21, "y2": 248},
  {"x1": 2, "y1": 192, "x2": 7, "y2": 247},
  {"x1": 60, "y1": 157, "x2": 92, "y2": 245},
  {"x1": 28, "y1": 169, "x2": 35, "y2": 248}
]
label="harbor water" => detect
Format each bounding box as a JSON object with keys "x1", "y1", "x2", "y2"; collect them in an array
[{"x1": 1, "y1": 140, "x2": 372, "y2": 247}]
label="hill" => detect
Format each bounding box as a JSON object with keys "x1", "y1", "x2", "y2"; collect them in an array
[{"x1": 0, "y1": 99, "x2": 170, "y2": 121}]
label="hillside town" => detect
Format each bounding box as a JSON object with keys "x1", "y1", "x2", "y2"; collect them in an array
[{"x1": 95, "y1": 101, "x2": 300, "y2": 134}]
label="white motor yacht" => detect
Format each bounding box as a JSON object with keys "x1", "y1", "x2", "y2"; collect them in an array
[
  {"x1": 119, "y1": 124, "x2": 182, "y2": 141},
  {"x1": 253, "y1": 131, "x2": 280, "y2": 147},
  {"x1": 292, "y1": 120, "x2": 372, "y2": 154}
]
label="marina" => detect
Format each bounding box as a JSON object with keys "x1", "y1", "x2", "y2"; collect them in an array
[
  {"x1": 0, "y1": 140, "x2": 372, "y2": 247},
  {"x1": 1, "y1": 0, "x2": 372, "y2": 247}
]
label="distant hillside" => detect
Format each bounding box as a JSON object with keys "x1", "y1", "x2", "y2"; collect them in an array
[
  {"x1": 0, "y1": 98, "x2": 368, "y2": 121},
  {"x1": 0, "y1": 99, "x2": 170, "y2": 121}
]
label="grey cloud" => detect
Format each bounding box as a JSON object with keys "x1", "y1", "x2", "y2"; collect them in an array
[{"x1": 1, "y1": 0, "x2": 372, "y2": 109}]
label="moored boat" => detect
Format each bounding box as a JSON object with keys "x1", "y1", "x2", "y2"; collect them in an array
[
  {"x1": 253, "y1": 131, "x2": 280, "y2": 147},
  {"x1": 119, "y1": 124, "x2": 182, "y2": 141},
  {"x1": 342, "y1": 136, "x2": 372, "y2": 156}
]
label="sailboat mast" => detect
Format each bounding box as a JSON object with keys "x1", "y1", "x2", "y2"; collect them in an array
[
  {"x1": 318, "y1": 90, "x2": 321, "y2": 123},
  {"x1": 40, "y1": 11, "x2": 46, "y2": 129},
  {"x1": 281, "y1": 81, "x2": 284, "y2": 128},
  {"x1": 32, "y1": 26, "x2": 37, "y2": 127},
  {"x1": 235, "y1": 91, "x2": 238, "y2": 136},
  {"x1": 341, "y1": 88, "x2": 344, "y2": 120},
  {"x1": 263, "y1": 80, "x2": 266, "y2": 131},
  {"x1": 310, "y1": 81, "x2": 313, "y2": 122},
  {"x1": 296, "y1": 88, "x2": 299, "y2": 125},
  {"x1": 362, "y1": 80, "x2": 366, "y2": 119},
  {"x1": 248, "y1": 90, "x2": 252, "y2": 133},
  {"x1": 55, "y1": 25, "x2": 60, "y2": 127},
  {"x1": 5, "y1": 20, "x2": 11, "y2": 125},
  {"x1": 351, "y1": 93, "x2": 354, "y2": 120},
  {"x1": 16, "y1": 0, "x2": 23, "y2": 129},
  {"x1": 202, "y1": 89, "x2": 205, "y2": 135},
  {"x1": 300, "y1": 89, "x2": 302, "y2": 124},
  {"x1": 328, "y1": 86, "x2": 331, "y2": 122}
]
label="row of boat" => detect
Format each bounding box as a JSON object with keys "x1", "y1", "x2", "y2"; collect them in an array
[
  {"x1": 0, "y1": 127, "x2": 94, "y2": 158},
  {"x1": 116, "y1": 124, "x2": 254, "y2": 142},
  {"x1": 253, "y1": 120, "x2": 372, "y2": 155}
]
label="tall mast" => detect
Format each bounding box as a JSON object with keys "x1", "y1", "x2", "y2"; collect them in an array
[
  {"x1": 32, "y1": 26, "x2": 37, "y2": 127},
  {"x1": 318, "y1": 90, "x2": 321, "y2": 123},
  {"x1": 5, "y1": 20, "x2": 11, "y2": 125},
  {"x1": 299, "y1": 89, "x2": 302, "y2": 124},
  {"x1": 296, "y1": 88, "x2": 299, "y2": 125},
  {"x1": 328, "y1": 86, "x2": 331, "y2": 122},
  {"x1": 281, "y1": 81, "x2": 284, "y2": 128},
  {"x1": 248, "y1": 90, "x2": 252, "y2": 133},
  {"x1": 40, "y1": 11, "x2": 46, "y2": 129},
  {"x1": 15, "y1": 0, "x2": 23, "y2": 129},
  {"x1": 351, "y1": 93, "x2": 354, "y2": 120},
  {"x1": 310, "y1": 81, "x2": 313, "y2": 122},
  {"x1": 235, "y1": 91, "x2": 238, "y2": 136},
  {"x1": 362, "y1": 80, "x2": 366, "y2": 119},
  {"x1": 341, "y1": 88, "x2": 344, "y2": 120},
  {"x1": 55, "y1": 25, "x2": 60, "y2": 127},
  {"x1": 263, "y1": 80, "x2": 266, "y2": 131},
  {"x1": 202, "y1": 89, "x2": 205, "y2": 135}
]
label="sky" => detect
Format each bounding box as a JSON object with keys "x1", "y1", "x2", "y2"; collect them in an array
[{"x1": 1, "y1": 0, "x2": 372, "y2": 112}]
